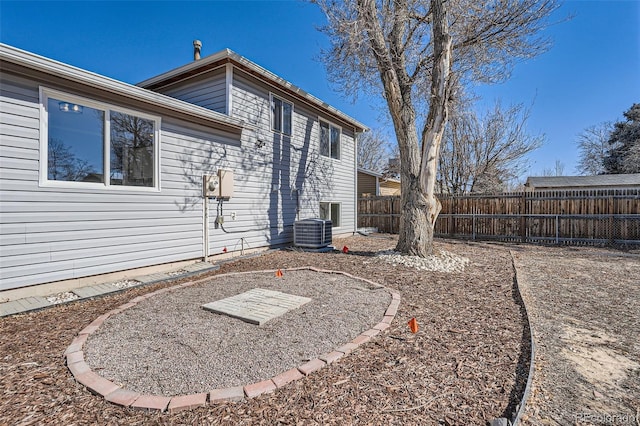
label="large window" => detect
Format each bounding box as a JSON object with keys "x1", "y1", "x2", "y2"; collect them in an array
[
  {"x1": 319, "y1": 120, "x2": 340, "y2": 159},
  {"x1": 271, "y1": 94, "x2": 292, "y2": 136},
  {"x1": 41, "y1": 88, "x2": 160, "y2": 190},
  {"x1": 320, "y1": 202, "x2": 341, "y2": 228}
]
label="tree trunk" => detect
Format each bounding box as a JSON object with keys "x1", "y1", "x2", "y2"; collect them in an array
[
  {"x1": 415, "y1": 0, "x2": 452, "y2": 253},
  {"x1": 396, "y1": 169, "x2": 434, "y2": 256},
  {"x1": 358, "y1": 0, "x2": 451, "y2": 257}
]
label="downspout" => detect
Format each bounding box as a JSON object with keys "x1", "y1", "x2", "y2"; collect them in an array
[
  {"x1": 354, "y1": 127, "x2": 359, "y2": 235},
  {"x1": 225, "y1": 63, "x2": 233, "y2": 116}
]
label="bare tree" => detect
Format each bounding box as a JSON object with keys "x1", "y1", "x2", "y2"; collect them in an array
[
  {"x1": 541, "y1": 159, "x2": 565, "y2": 176},
  {"x1": 575, "y1": 122, "x2": 613, "y2": 175},
  {"x1": 438, "y1": 100, "x2": 543, "y2": 194},
  {"x1": 110, "y1": 112, "x2": 154, "y2": 186},
  {"x1": 357, "y1": 128, "x2": 392, "y2": 172},
  {"x1": 315, "y1": 0, "x2": 559, "y2": 256},
  {"x1": 48, "y1": 138, "x2": 96, "y2": 181}
]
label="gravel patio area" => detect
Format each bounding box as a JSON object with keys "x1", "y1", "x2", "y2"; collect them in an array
[
  {"x1": 1, "y1": 234, "x2": 528, "y2": 425},
  {"x1": 85, "y1": 269, "x2": 390, "y2": 396}
]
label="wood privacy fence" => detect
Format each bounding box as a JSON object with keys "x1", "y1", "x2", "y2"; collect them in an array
[{"x1": 358, "y1": 189, "x2": 640, "y2": 245}]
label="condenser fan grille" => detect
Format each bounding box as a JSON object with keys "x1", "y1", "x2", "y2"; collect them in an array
[{"x1": 293, "y1": 219, "x2": 332, "y2": 248}]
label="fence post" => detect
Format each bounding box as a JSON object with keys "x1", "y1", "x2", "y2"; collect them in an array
[
  {"x1": 555, "y1": 215, "x2": 559, "y2": 244},
  {"x1": 472, "y1": 213, "x2": 476, "y2": 240},
  {"x1": 609, "y1": 195, "x2": 615, "y2": 244},
  {"x1": 520, "y1": 191, "x2": 527, "y2": 243},
  {"x1": 449, "y1": 196, "x2": 454, "y2": 237}
]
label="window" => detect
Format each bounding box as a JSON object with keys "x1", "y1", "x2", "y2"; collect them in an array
[
  {"x1": 41, "y1": 88, "x2": 160, "y2": 190},
  {"x1": 320, "y1": 202, "x2": 341, "y2": 228},
  {"x1": 319, "y1": 120, "x2": 340, "y2": 159},
  {"x1": 271, "y1": 95, "x2": 292, "y2": 136}
]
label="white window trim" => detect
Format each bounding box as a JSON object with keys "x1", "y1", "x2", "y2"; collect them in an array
[
  {"x1": 318, "y1": 118, "x2": 342, "y2": 161},
  {"x1": 39, "y1": 87, "x2": 161, "y2": 192},
  {"x1": 270, "y1": 93, "x2": 293, "y2": 136},
  {"x1": 320, "y1": 201, "x2": 342, "y2": 229}
]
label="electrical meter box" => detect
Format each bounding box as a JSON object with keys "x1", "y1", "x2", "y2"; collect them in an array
[
  {"x1": 217, "y1": 169, "x2": 234, "y2": 199},
  {"x1": 203, "y1": 174, "x2": 219, "y2": 198},
  {"x1": 203, "y1": 170, "x2": 234, "y2": 199}
]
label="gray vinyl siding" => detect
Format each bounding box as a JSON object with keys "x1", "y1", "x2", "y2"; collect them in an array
[
  {"x1": 1, "y1": 74, "x2": 238, "y2": 291},
  {"x1": 0, "y1": 62, "x2": 358, "y2": 292},
  {"x1": 230, "y1": 70, "x2": 356, "y2": 234},
  {"x1": 156, "y1": 67, "x2": 227, "y2": 113}
]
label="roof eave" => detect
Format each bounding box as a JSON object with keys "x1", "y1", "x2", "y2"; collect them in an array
[
  {"x1": 138, "y1": 48, "x2": 368, "y2": 133},
  {"x1": 0, "y1": 43, "x2": 245, "y2": 132}
]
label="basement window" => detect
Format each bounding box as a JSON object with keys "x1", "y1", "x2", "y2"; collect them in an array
[
  {"x1": 40, "y1": 88, "x2": 160, "y2": 190},
  {"x1": 320, "y1": 202, "x2": 341, "y2": 228}
]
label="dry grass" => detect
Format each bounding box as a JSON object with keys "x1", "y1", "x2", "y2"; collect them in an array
[{"x1": 513, "y1": 245, "x2": 640, "y2": 425}]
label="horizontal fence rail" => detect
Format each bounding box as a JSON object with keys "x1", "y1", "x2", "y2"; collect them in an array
[{"x1": 358, "y1": 189, "x2": 640, "y2": 246}]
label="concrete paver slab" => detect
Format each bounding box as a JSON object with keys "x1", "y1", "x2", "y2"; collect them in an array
[
  {"x1": 182, "y1": 262, "x2": 218, "y2": 273},
  {"x1": 0, "y1": 301, "x2": 22, "y2": 317},
  {"x1": 202, "y1": 288, "x2": 312, "y2": 325},
  {"x1": 135, "y1": 272, "x2": 171, "y2": 284},
  {"x1": 73, "y1": 283, "x2": 119, "y2": 299}
]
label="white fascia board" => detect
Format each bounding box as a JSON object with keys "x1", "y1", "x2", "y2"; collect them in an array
[
  {"x1": 0, "y1": 43, "x2": 244, "y2": 131},
  {"x1": 357, "y1": 168, "x2": 383, "y2": 178},
  {"x1": 138, "y1": 48, "x2": 369, "y2": 133}
]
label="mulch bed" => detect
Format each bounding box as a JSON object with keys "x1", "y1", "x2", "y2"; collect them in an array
[{"x1": 0, "y1": 235, "x2": 528, "y2": 425}]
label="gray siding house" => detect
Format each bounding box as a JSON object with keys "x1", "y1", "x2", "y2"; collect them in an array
[{"x1": 0, "y1": 43, "x2": 366, "y2": 295}]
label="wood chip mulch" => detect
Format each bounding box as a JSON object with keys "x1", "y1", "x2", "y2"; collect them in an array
[{"x1": 0, "y1": 235, "x2": 529, "y2": 425}]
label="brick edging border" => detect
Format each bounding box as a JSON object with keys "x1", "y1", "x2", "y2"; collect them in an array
[{"x1": 65, "y1": 267, "x2": 400, "y2": 413}]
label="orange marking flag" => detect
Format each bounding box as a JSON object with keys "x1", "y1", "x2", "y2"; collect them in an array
[
  {"x1": 408, "y1": 317, "x2": 419, "y2": 333},
  {"x1": 275, "y1": 269, "x2": 283, "y2": 278}
]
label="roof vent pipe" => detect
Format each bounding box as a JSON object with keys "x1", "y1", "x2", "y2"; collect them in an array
[{"x1": 193, "y1": 40, "x2": 202, "y2": 61}]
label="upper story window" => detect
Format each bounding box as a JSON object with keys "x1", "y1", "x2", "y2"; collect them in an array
[
  {"x1": 41, "y1": 88, "x2": 160, "y2": 190},
  {"x1": 271, "y1": 94, "x2": 292, "y2": 136},
  {"x1": 319, "y1": 120, "x2": 340, "y2": 160}
]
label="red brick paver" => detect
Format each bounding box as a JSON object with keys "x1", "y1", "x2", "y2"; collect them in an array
[
  {"x1": 298, "y1": 358, "x2": 326, "y2": 376},
  {"x1": 335, "y1": 342, "x2": 358, "y2": 354},
  {"x1": 75, "y1": 371, "x2": 120, "y2": 397},
  {"x1": 131, "y1": 394, "x2": 171, "y2": 412},
  {"x1": 168, "y1": 393, "x2": 208, "y2": 413},
  {"x1": 374, "y1": 322, "x2": 391, "y2": 331},
  {"x1": 68, "y1": 360, "x2": 90, "y2": 377},
  {"x1": 351, "y1": 334, "x2": 372, "y2": 346},
  {"x1": 318, "y1": 351, "x2": 344, "y2": 365},
  {"x1": 209, "y1": 387, "x2": 245, "y2": 403},
  {"x1": 105, "y1": 388, "x2": 141, "y2": 407},
  {"x1": 362, "y1": 328, "x2": 381, "y2": 337},
  {"x1": 272, "y1": 368, "x2": 304, "y2": 388},
  {"x1": 244, "y1": 380, "x2": 277, "y2": 398},
  {"x1": 66, "y1": 351, "x2": 84, "y2": 365}
]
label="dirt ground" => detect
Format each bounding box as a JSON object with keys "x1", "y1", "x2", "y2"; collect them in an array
[
  {"x1": 0, "y1": 235, "x2": 529, "y2": 425},
  {"x1": 512, "y1": 245, "x2": 640, "y2": 426}
]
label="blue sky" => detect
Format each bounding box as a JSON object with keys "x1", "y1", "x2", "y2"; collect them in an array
[{"x1": 1, "y1": 0, "x2": 638, "y2": 178}]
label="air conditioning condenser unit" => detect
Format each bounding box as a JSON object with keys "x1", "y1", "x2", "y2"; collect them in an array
[{"x1": 293, "y1": 219, "x2": 332, "y2": 248}]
